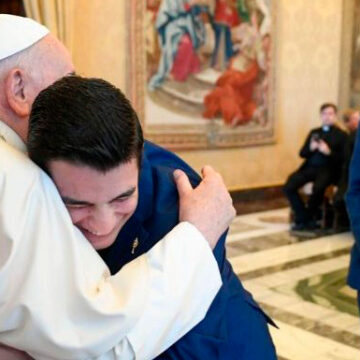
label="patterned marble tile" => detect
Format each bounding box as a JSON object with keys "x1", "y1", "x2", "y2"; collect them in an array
[
  {"x1": 227, "y1": 227, "x2": 291, "y2": 244},
  {"x1": 270, "y1": 320, "x2": 360, "y2": 359},
  {"x1": 227, "y1": 208, "x2": 292, "y2": 244},
  {"x1": 229, "y1": 233, "x2": 352, "y2": 276},
  {"x1": 231, "y1": 208, "x2": 290, "y2": 226},
  {"x1": 255, "y1": 289, "x2": 301, "y2": 308},
  {"x1": 227, "y1": 208, "x2": 360, "y2": 359},
  {"x1": 348, "y1": 322, "x2": 360, "y2": 334},
  {"x1": 276, "y1": 269, "x2": 358, "y2": 316},
  {"x1": 239, "y1": 249, "x2": 350, "y2": 281},
  {"x1": 257, "y1": 214, "x2": 290, "y2": 224},
  {"x1": 228, "y1": 231, "x2": 300, "y2": 254},
  {"x1": 246, "y1": 255, "x2": 350, "y2": 288},
  {"x1": 322, "y1": 313, "x2": 359, "y2": 331},
  {"x1": 260, "y1": 303, "x2": 360, "y2": 349},
  {"x1": 227, "y1": 221, "x2": 261, "y2": 235}
]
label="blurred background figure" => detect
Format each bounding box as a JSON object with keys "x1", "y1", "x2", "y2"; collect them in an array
[
  {"x1": 283, "y1": 103, "x2": 347, "y2": 231},
  {"x1": 333, "y1": 109, "x2": 360, "y2": 231}
]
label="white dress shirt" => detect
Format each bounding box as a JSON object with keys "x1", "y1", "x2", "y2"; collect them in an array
[{"x1": 0, "y1": 124, "x2": 221, "y2": 360}]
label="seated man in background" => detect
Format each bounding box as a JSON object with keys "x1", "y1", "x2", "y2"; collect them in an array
[
  {"x1": 284, "y1": 103, "x2": 347, "y2": 231},
  {"x1": 333, "y1": 109, "x2": 360, "y2": 230},
  {"x1": 27, "y1": 76, "x2": 277, "y2": 360}
]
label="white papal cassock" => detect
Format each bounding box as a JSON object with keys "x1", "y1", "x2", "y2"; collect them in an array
[{"x1": 0, "y1": 124, "x2": 222, "y2": 359}]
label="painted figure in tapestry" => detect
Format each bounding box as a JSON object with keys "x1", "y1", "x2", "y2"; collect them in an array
[
  {"x1": 148, "y1": 0, "x2": 209, "y2": 90},
  {"x1": 146, "y1": 0, "x2": 272, "y2": 128},
  {"x1": 211, "y1": 0, "x2": 240, "y2": 71}
]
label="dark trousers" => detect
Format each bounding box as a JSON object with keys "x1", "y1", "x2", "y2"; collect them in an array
[
  {"x1": 333, "y1": 181, "x2": 350, "y2": 229},
  {"x1": 333, "y1": 200, "x2": 350, "y2": 229},
  {"x1": 284, "y1": 165, "x2": 333, "y2": 224}
]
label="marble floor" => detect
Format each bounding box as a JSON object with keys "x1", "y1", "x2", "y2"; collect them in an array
[{"x1": 227, "y1": 208, "x2": 360, "y2": 360}]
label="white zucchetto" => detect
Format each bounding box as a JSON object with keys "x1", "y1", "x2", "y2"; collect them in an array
[{"x1": 0, "y1": 14, "x2": 49, "y2": 61}]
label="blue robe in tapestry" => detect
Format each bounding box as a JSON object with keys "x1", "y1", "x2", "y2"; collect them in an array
[
  {"x1": 148, "y1": 0, "x2": 207, "y2": 90},
  {"x1": 98, "y1": 141, "x2": 277, "y2": 360}
]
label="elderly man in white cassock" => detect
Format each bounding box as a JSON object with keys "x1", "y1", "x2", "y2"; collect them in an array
[{"x1": 0, "y1": 14, "x2": 236, "y2": 359}]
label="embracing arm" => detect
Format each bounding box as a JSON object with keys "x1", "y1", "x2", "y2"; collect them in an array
[{"x1": 0, "y1": 142, "x2": 233, "y2": 359}]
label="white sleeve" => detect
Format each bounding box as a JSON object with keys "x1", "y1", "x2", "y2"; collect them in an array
[
  {"x1": 0, "y1": 142, "x2": 221, "y2": 360},
  {"x1": 126, "y1": 222, "x2": 221, "y2": 360}
]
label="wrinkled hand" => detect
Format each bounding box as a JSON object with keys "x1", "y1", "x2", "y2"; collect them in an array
[
  {"x1": 318, "y1": 139, "x2": 331, "y2": 155},
  {"x1": 0, "y1": 345, "x2": 33, "y2": 360},
  {"x1": 174, "y1": 165, "x2": 236, "y2": 249}
]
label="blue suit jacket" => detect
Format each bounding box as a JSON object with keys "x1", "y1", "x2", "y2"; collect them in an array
[
  {"x1": 99, "y1": 141, "x2": 277, "y2": 359},
  {"x1": 346, "y1": 129, "x2": 360, "y2": 290}
]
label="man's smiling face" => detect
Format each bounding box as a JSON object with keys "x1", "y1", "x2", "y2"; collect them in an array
[{"x1": 48, "y1": 157, "x2": 139, "y2": 250}]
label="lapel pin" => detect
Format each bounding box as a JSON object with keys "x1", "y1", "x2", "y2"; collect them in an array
[{"x1": 131, "y1": 238, "x2": 139, "y2": 254}]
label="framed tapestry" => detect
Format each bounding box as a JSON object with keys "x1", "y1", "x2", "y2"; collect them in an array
[
  {"x1": 339, "y1": 0, "x2": 360, "y2": 109},
  {"x1": 126, "y1": 0, "x2": 276, "y2": 150}
]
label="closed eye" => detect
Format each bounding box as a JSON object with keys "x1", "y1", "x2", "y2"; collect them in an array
[
  {"x1": 62, "y1": 196, "x2": 92, "y2": 209},
  {"x1": 111, "y1": 188, "x2": 136, "y2": 203},
  {"x1": 66, "y1": 203, "x2": 92, "y2": 209}
]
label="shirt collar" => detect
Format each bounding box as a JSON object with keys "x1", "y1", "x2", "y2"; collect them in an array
[
  {"x1": 0, "y1": 120, "x2": 27, "y2": 153},
  {"x1": 132, "y1": 145, "x2": 154, "y2": 222}
]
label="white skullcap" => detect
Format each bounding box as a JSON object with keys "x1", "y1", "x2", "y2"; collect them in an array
[{"x1": 0, "y1": 14, "x2": 49, "y2": 61}]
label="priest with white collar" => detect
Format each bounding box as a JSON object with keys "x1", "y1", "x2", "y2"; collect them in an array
[{"x1": 283, "y1": 102, "x2": 347, "y2": 231}]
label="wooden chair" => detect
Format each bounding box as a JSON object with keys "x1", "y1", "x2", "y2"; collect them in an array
[{"x1": 290, "y1": 182, "x2": 336, "y2": 229}]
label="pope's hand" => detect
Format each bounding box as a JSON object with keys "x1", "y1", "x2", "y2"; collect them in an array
[{"x1": 174, "y1": 165, "x2": 236, "y2": 249}]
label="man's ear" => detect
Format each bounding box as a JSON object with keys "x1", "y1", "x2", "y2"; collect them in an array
[{"x1": 4, "y1": 68, "x2": 32, "y2": 118}]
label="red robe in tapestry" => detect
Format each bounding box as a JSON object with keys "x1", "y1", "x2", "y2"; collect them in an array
[
  {"x1": 214, "y1": 0, "x2": 240, "y2": 27},
  {"x1": 203, "y1": 60, "x2": 259, "y2": 126}
]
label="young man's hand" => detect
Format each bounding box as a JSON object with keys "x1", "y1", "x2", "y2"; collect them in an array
[
  {"x1": 309, "y1": 138, "x2": 319, "y2": 151},
  {"x1": 317, "y1": 139, "x2": 331, "y2": 155},
  {"x1": 174, "y1": 165, "x2": 236, "y2": 249}
]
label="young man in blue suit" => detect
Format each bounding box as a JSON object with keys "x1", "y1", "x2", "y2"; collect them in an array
[{"x1": 28, "y1": 76, "x2": 277, "y2": 359}]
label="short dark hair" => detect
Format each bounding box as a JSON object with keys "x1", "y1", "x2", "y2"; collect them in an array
[
  {"x1": 342, "y1": 108, "x2": 359, "y2": 123},
  {"x1": 320, "y1": 102, "x2": 337, "y2": 114},
  {"x1": 28, "y1": 76, "x2": 144, "y2": 172}
]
